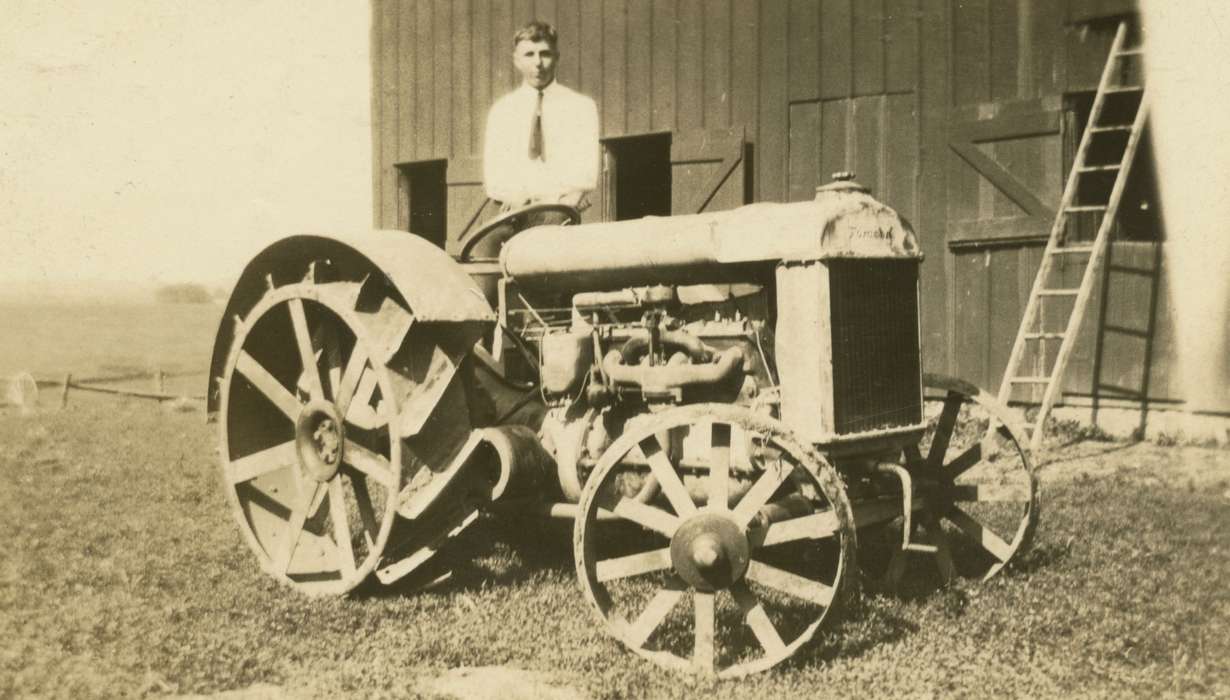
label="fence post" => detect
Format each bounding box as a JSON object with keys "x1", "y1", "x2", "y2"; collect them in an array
[{"x1": 60, "y1": 373, "x2": 72, "y2": 409}]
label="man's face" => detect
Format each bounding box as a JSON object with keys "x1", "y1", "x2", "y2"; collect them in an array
[{"x1": 513, "y1": 39, "x2": 557, "y2": 89}]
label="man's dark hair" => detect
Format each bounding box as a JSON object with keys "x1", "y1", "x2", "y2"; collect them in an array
[{"x1": 513, "y1": 20, "x2": 557, "y2": 50}]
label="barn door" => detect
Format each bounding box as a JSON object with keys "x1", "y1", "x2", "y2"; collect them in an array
[
  {"x1": 669, "y1": 127, "x2": 750, "y2": 302},
  {"x1": 946, "y1": 99, "x2": 1064, "y2": 388},
  {"x1": 947, "y1": 104, "x2": 1062, "y2": 245},
  {"x1": 670, "y1": 126, "x2": 748, "y2": 214},
  {"x1": 444, "y1": 154, "x2": 495, "y2": 257}
]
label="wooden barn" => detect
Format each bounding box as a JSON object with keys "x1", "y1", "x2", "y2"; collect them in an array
[{"x1": 369, "y1": 0, "x2": 1221, "y2": 427}]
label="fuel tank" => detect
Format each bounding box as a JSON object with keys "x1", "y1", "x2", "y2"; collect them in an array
[{"x1": 499, "y1": 179, "x2": 921, "y2": 291}]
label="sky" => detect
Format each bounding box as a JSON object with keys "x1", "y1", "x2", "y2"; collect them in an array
[{"x1": 0, "y1": 0, "x2": 372, "y2": 295}]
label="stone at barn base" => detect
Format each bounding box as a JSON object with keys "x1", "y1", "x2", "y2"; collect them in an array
[{"x1": 1052, "y1": 404, "x2": 1230, "y2": 446}]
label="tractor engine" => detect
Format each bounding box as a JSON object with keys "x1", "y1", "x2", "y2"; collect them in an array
[
  {"x1": 534, "y1": 283, "x2": 775, "y2": 502},
  {"x1": 462, "y1": 174, "x2": 929, "y2": 512}
]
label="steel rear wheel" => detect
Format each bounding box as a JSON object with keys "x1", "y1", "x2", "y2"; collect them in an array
[
  {"x1": 574, "y1": 404, "x2": 855, "y2": 678},
  {"x1": 218, "y1": 281, "x2": 405, "y2": 596}
]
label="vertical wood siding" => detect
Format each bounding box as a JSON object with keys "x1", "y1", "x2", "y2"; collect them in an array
[
  {"x1": 370, "y1": 0, "x2": 1188, "y2": 409},
  {"x1": 626, "y1": 0, "x2": 653, "y2": 134},
  {"x1": 378, "y1": 0, "x2": 400, "y2": 228},
  {"x1": 373, "y1": 0, "x2": 1135, "y2": 204},
  {"x1": 374, "y1": 0, "x2": 921, "y2": 203},
  {"x1": 918, "y1": 0, "x2": 951, "y2": 373}
]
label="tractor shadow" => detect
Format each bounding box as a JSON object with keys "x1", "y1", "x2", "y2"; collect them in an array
[
  {"x1": 784, "y1": 527, "x2": 1056, "y2": 667},
  {"x1": 358, "y1": 511, "x2": 1057, "y2": 670},
  {"x1": 357, "y1": 513, "x2": 577, "y2": 598}
]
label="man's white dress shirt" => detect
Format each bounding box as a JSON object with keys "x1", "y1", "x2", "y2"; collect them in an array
[{"x1": 483, "y1": 81, "x2": 599, "y2": 205}]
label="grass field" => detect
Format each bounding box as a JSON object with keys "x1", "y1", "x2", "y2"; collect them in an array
[
  {"x1": 2, "y1": 302, "x2": 1229, "y2": 698},
  {"x1": 0, "y1": 302, "x2": 221, "y2": 382}
]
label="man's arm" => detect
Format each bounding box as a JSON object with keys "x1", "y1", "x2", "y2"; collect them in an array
[
  {"x1": 482, "y1": 98, "x2": 526, "y2": 204},
  {"x1": 556, "y1": 96, "x2": 600, "y2": 203}
]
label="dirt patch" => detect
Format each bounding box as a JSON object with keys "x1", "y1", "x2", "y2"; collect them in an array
[
  {"x1": 1038, "y1": 441, "x2": 1230, "y2": 490},
  {"x1": 420, "y1": 666, "x2": 590, "y2": 700}
]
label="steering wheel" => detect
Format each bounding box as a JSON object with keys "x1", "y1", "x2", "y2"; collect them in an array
[{"x1": 458, "y1": 202, "x2": 581, "y2": 262}]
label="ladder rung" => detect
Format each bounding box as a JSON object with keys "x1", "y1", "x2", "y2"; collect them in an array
[
  {"x1": 1025, "y1": 332, "x2": 1066, "y2": 340},
  {"x1": 1090, "y1": 125, "x2": 1133, "y2": 133},
  {"x1": 1050, "y1": 245, "x2": 1095, "y2": 255},
  {"x1": 1010, "y1": 377, "x2": 1052, "y2": 384},
  {"x1": 1115, "y1": 48, "x2": 1145, "y2": 57},
  {"x1": 1078, "y1": 164, "x2": 1121, "y2": 173},
  {"x1": 1038, "y1": 288, "x2": 1080, "y2": 296},
  {"x1": 1066, "y1": 205, "x2": 1107, "y2": 213},
  {"x1": 1103, "y1": 85, "x2": 1144, "y2": 94},
  {"x1": 1104, "y1": 324, "x2": 1150, "y2": 338},
  {"x1": 1097, "y1": 383, "x2": 1144, "y2": 397},
  {"x1": 1106, "y1": 264, "x2": 1155, "y2": 277}
]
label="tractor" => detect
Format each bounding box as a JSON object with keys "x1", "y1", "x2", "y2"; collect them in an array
[{"x1": 207, "y1": 174, "x2": 1037, "y2": 677}]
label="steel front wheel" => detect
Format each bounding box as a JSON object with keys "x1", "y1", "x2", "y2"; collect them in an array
[
  {"x1": 218, "y1": 280, "x2": 404, "y2": 596},
  {"x1": 574, "y1": 404, "x2": 856, "y2": 677},
  {"x1": 884, "y1": 374, "x2": 1039, "y2": 585}
]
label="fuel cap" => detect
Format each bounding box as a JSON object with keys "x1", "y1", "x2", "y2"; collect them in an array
[{"x1": 816, "y1": 171, "x2": 870, "y2": 195}]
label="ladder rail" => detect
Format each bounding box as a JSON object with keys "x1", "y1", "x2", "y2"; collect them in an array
[
  {"x1": 994, "y1": 21, "x2": 1131, "y2": 412},
  {"x1": 993, "y1": 21, "x2": 1154, "y2": 452},
  {"x1": 1028, "y1": 93, "x2": 1150, "y2": 452}
]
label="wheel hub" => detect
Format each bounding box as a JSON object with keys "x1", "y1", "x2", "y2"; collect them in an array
[
  {"x1": 670, "y1": 512, "x2": 750, "y2": 591},
  {"x1": 296, "y1": 402, "x2": 345, "y2": 482}
]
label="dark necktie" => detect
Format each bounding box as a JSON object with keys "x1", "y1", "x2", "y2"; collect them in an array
[{"x1": 529, "y1": 89, "x2": 544, "y2": 160}]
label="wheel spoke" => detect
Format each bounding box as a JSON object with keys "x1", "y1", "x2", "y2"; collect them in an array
[
  {"x1": 708, "y1": 422, "x2": 731, "y2": 511},
  {"x1": 730, "y1": 582, "x2": 786, "y2": 655},
  {"x1": 756, "y1": 510, "x2": 840, "y2": 547},
  {"x1": 227, "y1": 441, "x2": 296, "y2": 484},
  {"x1": 344, "y1": 468, "x2": 379, "y2": 549},
  {"x1": 288, "y1": 298, "x2": 324, "y2": 402},
  {"x1": 236, "y1": 350, "x2": 301, "y2": 421},
  {"x1": 596, "y1": 547, "x2": 673, "y2": 582},
  {"x1": 745, "y1": 560, "x2": 834, "y2": 607},
  {"x1": 883, "y1": 549, "x2": 909, "y2": 590},
  {"x1": 277, "y1": 481, "x2": 322, "y2": 575},
  {"x1": 343, "y1": 439, "x2": 398, "y2": 490},
  {"x1": 306, "y1": 480, "x2": 329, "y2": 519},
  {"x1": 596, "y1": 490, "x2": 681, "y2": 537},
  {"x1": 945, "y1": 442, "x2": 983, "y2": 479},
  {"x1": 622, "y1": 583, "x2": 686, "y2": 649},
  {"x1": 927, "y1": 392, "x2": 963, "y2": 468},
  {"x1": 321, "y1": 326, "x2": 343, "y2": 402},
  {"x1": 329, "y1": 479, "x2": 357, "y2": 578},
  {"x1": 946, "y1": 505, "x2": 1013, "y2": 563},
  {"x1": 693, "y1": 590, "x2": 715, "y2": 672},
  {"x1": 732, "y1": 461, "x2": 793, "y2": 529},
  {"x1": 950, "y1": 482, "x2": 1031, "y2": 503},
  {"x1": 335, "y1": 344, "x2": 369, "y2": 417},
  {"x1": 640, "y1": 435, "x2": 697, "y2": 517},
  {"x1": 927, "y1": 515, "x2": 957, "y2": 583},
  {"x1": 904, "y1": 443, "x2": 924, "y2": 468},
  {"x1": 343, "y1": 369, "x2": 383, "y2": 430}
]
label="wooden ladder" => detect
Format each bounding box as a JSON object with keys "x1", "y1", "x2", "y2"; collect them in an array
[{"x1": 995, "y1": 20, "x2": 1149, "y2": 453}]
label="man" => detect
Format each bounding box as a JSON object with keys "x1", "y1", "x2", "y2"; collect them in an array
[{"x1": 483, "y1": 21, "x2": 599, "y2": 212}]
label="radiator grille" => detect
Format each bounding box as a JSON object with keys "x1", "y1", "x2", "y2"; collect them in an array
[{"x1": 828, "y1": 260, "x2": 922, "y2": 434}]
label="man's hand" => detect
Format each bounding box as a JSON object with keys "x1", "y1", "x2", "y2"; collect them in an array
[
  {"x1": 501, "y1": 194, "x2": 587, "y2": 215},
  {"x1": 555, "y1": 191, "x2": 589, "y2": 211}
]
